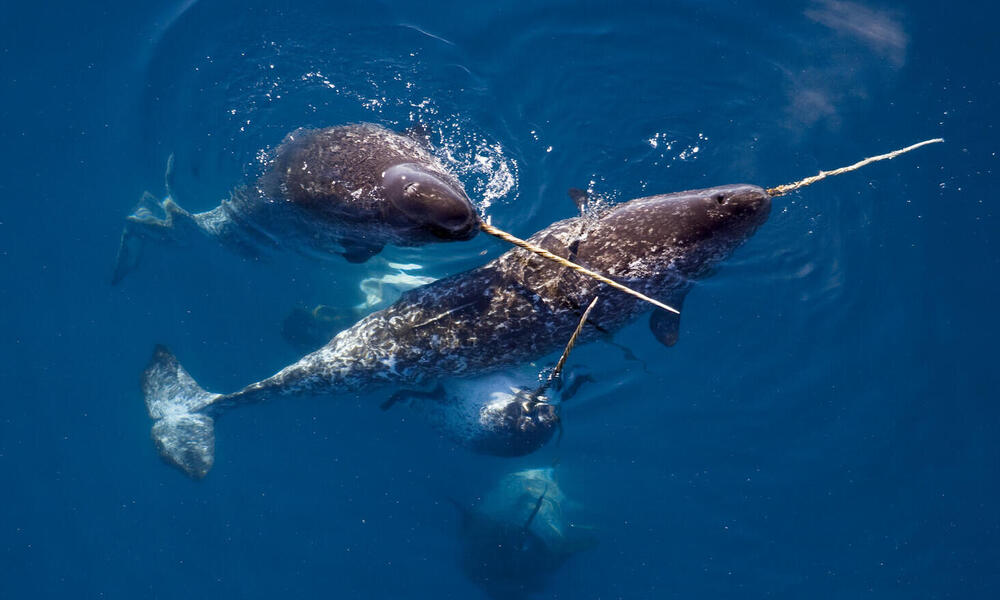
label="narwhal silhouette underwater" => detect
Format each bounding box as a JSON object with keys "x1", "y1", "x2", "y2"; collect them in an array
[
  {"x1": 281, "y1": 260, "x2": 438, "y2": 353},
  {"x1": 454, "y1": 467, "x2": 597, "y2": 599},
  {"x1": 138, "y1": 139, "x2": 942, "y2": 478}
]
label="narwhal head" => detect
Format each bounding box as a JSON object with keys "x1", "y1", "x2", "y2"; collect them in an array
[
  {"x1": 469, "y1": 389, "x2": 559, "y2": 457},
  {"x1": 574, "y1": 184, "x2": 771, "y2": 281},
  {"x1": 381, "y1": 163, "x2": 480, "y2": 242},
  {"x1": 261, "y1": 127, "x2": 481, "y2": 246}
]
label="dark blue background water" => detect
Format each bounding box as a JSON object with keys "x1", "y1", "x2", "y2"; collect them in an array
[{"x1": 2, "y1": 1, "x2": 997, "y2": 597}]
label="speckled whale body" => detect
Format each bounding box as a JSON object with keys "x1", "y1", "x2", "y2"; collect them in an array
[
  {"x1": 384, "y1": 370, "x2": 562, "y2": 457},
  {"x1": 113, "y1": 123, "x2": 478, "y2": 283},
  {"x1": 233, "y1": 184, "x2": 771, "y2": 395},
  {"x1": 143, "y1": 184, "x2": 771, "y2": 477}
]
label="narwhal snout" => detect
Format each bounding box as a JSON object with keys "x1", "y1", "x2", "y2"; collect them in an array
[
  {"x1": 427, "y1": 196, "x2": 480, "y2": 241},
  {"x1": 472, "y1": 397, "x2": 559, "y2": 457},
  {"x1": 716, "y1": 184, "x2": 771, "y2": 221},
  {"x1": 383, "y1": 163, "x2": 480, "y2": 241},
  {"x1": 698, "y1": 185, "x2": 772, "y2": 234}
]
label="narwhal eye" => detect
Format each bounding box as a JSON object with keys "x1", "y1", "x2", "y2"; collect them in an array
[{"x1": 713, "y1": 193, "x2": 726, "y2": 205}]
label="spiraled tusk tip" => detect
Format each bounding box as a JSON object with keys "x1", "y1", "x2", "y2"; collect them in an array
[
  {"x1": 657, "y1": 302, "x2": 681, "y2": 315},
  {"x1": 767, "y1": 137, "x2": 944, "y2": 197}
]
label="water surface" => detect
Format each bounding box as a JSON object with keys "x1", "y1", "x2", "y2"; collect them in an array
[{"x1": 1, "y1": 1, "x2": 997, "y2": 598}]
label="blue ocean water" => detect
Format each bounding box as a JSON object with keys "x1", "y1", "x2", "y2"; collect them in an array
[{"x1": 1, "y1": 0, "x2": 997, "y2": 597}]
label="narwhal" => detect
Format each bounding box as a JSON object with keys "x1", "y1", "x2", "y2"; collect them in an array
[
  {"x1": 140, "y1": 139, "x2": 942, "y2": 477},
  {"x1": 454, "y1": 467, "x2": 597, "y2": 599},
  {"x1": 112, "y1": 123, "x2": 480, "y2": 284}
]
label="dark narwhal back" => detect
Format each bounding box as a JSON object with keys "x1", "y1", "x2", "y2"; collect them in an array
[
  {"x1": 570, "y1": 184, "x2": 772, "y2": 280},
  {"x1": 257, "y1": 123, "x2": 478, "y2": 245},
  {"x1": 112, "y1": 123, "x2": 480, "y2": 282}
]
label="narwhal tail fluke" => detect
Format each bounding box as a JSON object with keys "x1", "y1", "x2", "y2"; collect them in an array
[
  {"x1": 142, "y1": 345, "x2": 222, "y2": 479},
  {"x1": 111, "y1": 191, "x2": 202, "y2": 285}
]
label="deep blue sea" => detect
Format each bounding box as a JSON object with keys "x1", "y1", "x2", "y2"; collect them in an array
[{"x1": 2, "y1": 1, "x2": 998, "y2": 598}]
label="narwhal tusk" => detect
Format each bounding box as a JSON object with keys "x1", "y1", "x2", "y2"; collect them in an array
[
  {"x1": 482, "y1": 138, "x2": 944, "y2": 312},
  {"x1": 480, "y1": 222, "x2": 680, "y2": 315},
  {"x1": 766, "y1": 138, "x2": 944, "y2": 197},
  {"x1": 532, "y1": 296, "x2": 600, "y2": 400},
  {"x1": 552, "y1": 296, "x2": 600, "y2": 381}
]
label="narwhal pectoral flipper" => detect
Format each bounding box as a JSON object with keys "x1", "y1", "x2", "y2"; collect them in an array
[{"x1": 142, "y1": 345, "x2": 222, "y2": 478}]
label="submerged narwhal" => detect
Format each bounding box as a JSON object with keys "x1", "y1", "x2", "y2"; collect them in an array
[
  {"x1": 112, "y1": 123, "x2": 479, "y2": 283},
  {"x1": 141, "y1": 184, "x2": 772, "y2": 477},
  {"x1": 455, "y1": 467, "x2": 597, "y2": 599},
  {"x1": 377, "y1": 369, "x2": 567, "y2": 457},
  {"x1": 382, "y1": 295, "x2": 600, "y2": 457}
]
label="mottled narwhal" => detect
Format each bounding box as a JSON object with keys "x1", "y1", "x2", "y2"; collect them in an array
[
  {"x1": 142, "y1": 184, "x2": 771, "y2": 477},
  {"x1": 382, "y1": 295, "x2": 600, "y2": 457},
  {"x1": 379, "y1": 367, "x2": 586, "y2": 458},
  {"x1": 113, "y1": 123, "x2": 479, "y2": 283}
]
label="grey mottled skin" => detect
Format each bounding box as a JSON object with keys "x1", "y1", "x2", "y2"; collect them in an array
[
  {"x1": 219, "y1": 183, "x2": 771, "y2": 405},
  {"x1": 113, "y1": 123, "x2": 477, "y2": 283},
  {"x1": 384, "y1": 370, "x2": 562, "y2": 457},
  {"x1": 143, "y1": 184, "x2": 770, "y2": 477}
]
